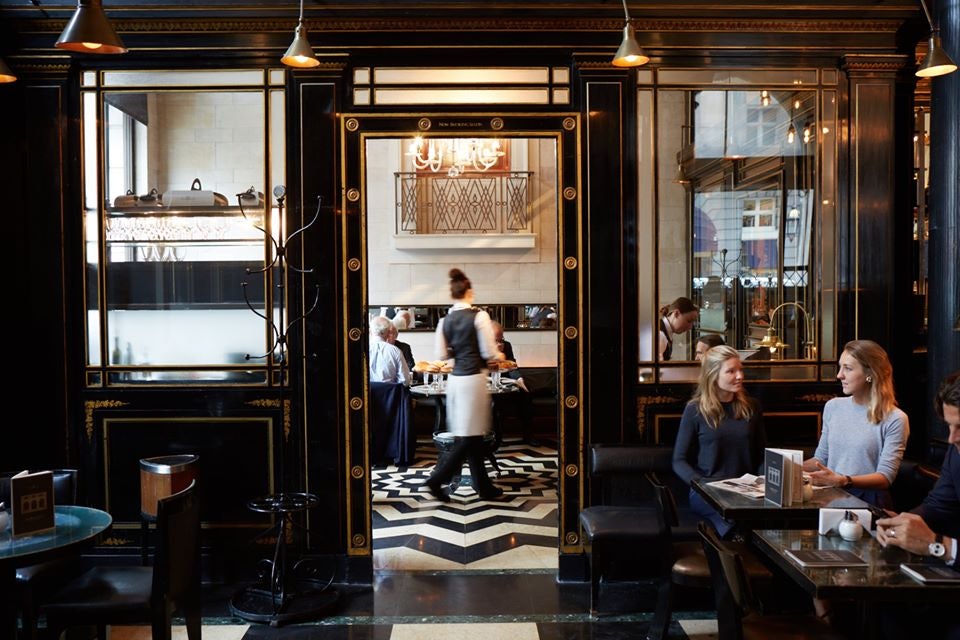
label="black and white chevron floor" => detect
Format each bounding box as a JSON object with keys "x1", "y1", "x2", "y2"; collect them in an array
[{"x1": 371, "y1": 438, "x2": 559, "y2": 570}]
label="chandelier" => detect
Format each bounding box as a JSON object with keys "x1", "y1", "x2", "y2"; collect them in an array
[{"x1": 406, "y1": 137, "x2": 505, "y2": 177}]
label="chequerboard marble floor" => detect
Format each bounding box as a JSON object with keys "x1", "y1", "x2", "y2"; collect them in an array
[{"x1": 371, "y1": 438, "x2": 559, "y2": 570}]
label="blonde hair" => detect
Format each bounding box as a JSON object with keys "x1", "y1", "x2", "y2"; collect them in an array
[
  {"x1": 842, "y1": 340, "x2": 897, "y2": 423},
  {"x1": 693, "y1": 345, "x2": 754, "y2": 428}
]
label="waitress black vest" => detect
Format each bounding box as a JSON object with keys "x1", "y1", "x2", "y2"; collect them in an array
[{"x1": 442, "y1": 307, "x2": 486, "y2": 376}]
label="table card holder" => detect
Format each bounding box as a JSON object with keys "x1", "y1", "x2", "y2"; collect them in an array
[
  {"x1": 10, "y1": 470, "x2": 55, "y2": 538},
  {"x1": 764, "y1": 448, "x2": 803, "y2": 506}
]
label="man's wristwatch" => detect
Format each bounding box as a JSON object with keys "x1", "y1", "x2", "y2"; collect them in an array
[{"x1": 928, "y1": 534, "x2": 946, "y2": 558}]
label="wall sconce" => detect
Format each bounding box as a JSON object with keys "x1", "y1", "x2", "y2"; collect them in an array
[
  {"x1": 55, "y1": 0, "x2": 127, "y2": 54},
  {"x1": 786, "y1": 122, "x2": 797, "y2": 144},
  {"x1": 916, "y1": 0, "x2": 957, "y2": 77},
  {"x1": 0, "y1": 58, "x2": 16, "y2": 83},
  {"x1": 760, "y1": 90, "x2": 770, "y2": 107},
  {"x1": 759, "y1": 301, "x2": 814, "y2": 359},
  {"x1": 612, "y1": 0, "x2": 650, "y2": 67},
  {"x1": 281, "y1": 0, "x2": 319, "y2": 68}
]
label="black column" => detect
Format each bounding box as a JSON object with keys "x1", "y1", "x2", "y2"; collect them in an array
[{"x1": 926, "y1": 0, "x2": 960, "y2": 442}]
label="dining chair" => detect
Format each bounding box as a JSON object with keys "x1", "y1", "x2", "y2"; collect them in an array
[
  {"x1": 41, "y1": 480, "x2": 201, "y2": 640},
  {"x1": 369, "y1": 381, "x2": 415, "y2": 466},
  {"x1": 0, "y1": 468, "x2": 80, "y2": 640},
  {"x1": 697, "y1": 521, "x2": 845, "y2": 640},
  {"x1": 577, "y1": 445, "x2": 697, "y2": 616}
]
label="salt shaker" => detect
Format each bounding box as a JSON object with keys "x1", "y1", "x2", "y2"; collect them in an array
[{"x1": 838, "y1": 510, "x2": 863, "y2": 541}]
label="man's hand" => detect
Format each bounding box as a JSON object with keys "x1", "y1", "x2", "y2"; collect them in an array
[{"x1": 876, "y1": 512, "x2": 936, "y2": 555}]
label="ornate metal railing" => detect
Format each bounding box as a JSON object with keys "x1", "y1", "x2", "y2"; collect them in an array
[{"x1": 395, "y1": 170, "x2": 534, "y2": 234}]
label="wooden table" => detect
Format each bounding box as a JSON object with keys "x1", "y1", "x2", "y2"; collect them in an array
[
  {"x1": 0, "y1": 505, "x2": 112, "y2": 638},
  {"x1": 692, "y1": 478, "x2": 875, "y2": 529}
]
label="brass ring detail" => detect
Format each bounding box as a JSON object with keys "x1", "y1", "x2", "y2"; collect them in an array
[
  {"x1": 348, "y1": 328, "x2": 363, "y2": 341},
  {"x1": 347, "y1": 258, "x2": 361, "y2": 271},
  {"x1": 562, "y1": 117, "x2": 576, "y2": 131},
  {"x1": 352, "y1": 533, "x2": 366, "y2": 547},
  {"x1": 345, "y1": 118, "x2": 360, "y2": 132},
  {"x1": 564, "y1": 395, "x2": 579, "y2": 409},
  {"x1": 350, "y1": 396, "x2": 363, "y2": 410},
  {"x1": 563, "y1": 187, "x2": 577, "y2": 201},
  {"x1": 565, "y1": 531, "x2": 579, "y2": 545},
  {"x1": 417, "y1": 118, "x2": 432, "y2": 131},
  {"x1": 351, "y1": 465, "x2": 364, "y2": 479},
  {"x1": 564, "y1": 326, "x2": 578, "y2": 339},
  {"x1": 346, "y1": 188, "x2": 360, "y2": 202},
  {"x1": 564, "y1": 257, "x2": 578, "y2": 270},
  {"x1": 490, "y1": 117, "x2": 504, "y2": 130},
  {"x1": 565, "y1": 464, "x2": 579, "y2": 477}
]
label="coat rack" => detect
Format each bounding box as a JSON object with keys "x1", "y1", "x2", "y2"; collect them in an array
[{"x1": 229, "y1": 186, "x2": 337, "y2": 626}]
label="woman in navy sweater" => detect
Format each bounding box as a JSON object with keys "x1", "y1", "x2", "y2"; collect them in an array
[{"x1": 672, "y1": 345, "x2": 766, "y2": 537}]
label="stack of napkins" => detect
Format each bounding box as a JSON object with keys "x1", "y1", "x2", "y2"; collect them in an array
[{"x1": 818, "y1": 507, "x2": 873, "y2": 535}]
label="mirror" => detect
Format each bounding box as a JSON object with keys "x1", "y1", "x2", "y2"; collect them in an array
[{"x1": 655, "y1": 88, "x2": 819, "y2": 366}]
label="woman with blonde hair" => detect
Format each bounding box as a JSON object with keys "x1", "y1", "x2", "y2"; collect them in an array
[
  {"x1": 803, "y1": 339, "x2": 908, "y2": 509},
  {"x1": 672, "y1": 345, "x2": 766, "y2": 537}
]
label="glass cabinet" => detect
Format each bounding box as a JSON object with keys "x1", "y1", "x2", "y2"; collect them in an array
[{"x1": 82, "y1": 70, "x2": 286, "y2": 384}]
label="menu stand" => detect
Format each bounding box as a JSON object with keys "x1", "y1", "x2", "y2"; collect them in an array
[{"x1": 229, "y1": 492, "x2": 338, "y2": 626}]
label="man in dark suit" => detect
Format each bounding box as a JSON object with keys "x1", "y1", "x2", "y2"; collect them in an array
[{"x1": 875, "y1": 371, "x2": 960, "y2": 639}]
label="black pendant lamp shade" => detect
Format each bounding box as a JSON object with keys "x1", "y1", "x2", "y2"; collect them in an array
[{"x1": 56, "y1": 0, "x2": 127, "y2": 55}]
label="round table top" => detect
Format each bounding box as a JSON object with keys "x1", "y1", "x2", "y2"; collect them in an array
[{"x1": 0, "y1": 505, "x2": 112, "y2": 569}]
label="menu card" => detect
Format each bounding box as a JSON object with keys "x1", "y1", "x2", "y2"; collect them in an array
[
  {"x1": 10, "y1": 470, "x2": 55, "y2": 538},
  {"x1": 764, "y1": 448, "x2": 804, "y2": 506},
  {"x1": 784, "y1": 548, "x2": 867, "y2": 567},
  {"x1": 900, "y1": 563, "x2": 960, "y2": 584}
]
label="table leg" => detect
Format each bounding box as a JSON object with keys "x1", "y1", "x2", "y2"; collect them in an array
[{"x1": 2, "y1": 567, "x2": 17, "y2": 640}]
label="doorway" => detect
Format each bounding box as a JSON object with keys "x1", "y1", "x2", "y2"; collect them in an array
[{"x1": 342, "y1": 115, "x2": 580, "y2": 572}]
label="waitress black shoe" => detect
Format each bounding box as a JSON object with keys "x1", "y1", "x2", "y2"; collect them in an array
[{"x1": 425, "y1": 479, "x2": 450, "y2": 502}]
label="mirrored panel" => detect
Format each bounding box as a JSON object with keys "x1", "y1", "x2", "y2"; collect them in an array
[
  {"x1": 85, "y1": 82, "x2": 282, "y2": 383},
  {"x1": 656, "y1": 88, "x2": 819, "y2": 366}
]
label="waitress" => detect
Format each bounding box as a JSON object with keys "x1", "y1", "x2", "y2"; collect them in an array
[{"x1": 425, "y1": 268, "x2": 506, "y2": 502}]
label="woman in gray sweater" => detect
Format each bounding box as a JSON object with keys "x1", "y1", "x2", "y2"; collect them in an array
[
  {"x1": 673, "y1": 345, "x2": 767, "y2": 537},
  {"x1": 803, "y1": 339, "x2": 908, "y2": 509}
]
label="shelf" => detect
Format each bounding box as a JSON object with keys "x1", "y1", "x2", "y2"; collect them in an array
[{"x1": 106, "y1": 205, "x2": 263, "y2": 218}]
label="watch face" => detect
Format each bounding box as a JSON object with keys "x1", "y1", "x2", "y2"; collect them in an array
[{"x1": 929, "y1": 542, "x2": 946, "y2": 557}]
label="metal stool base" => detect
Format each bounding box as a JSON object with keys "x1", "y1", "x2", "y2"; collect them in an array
[{"x1": 230, "y1": 579, "x2": 339, "y2": 627}]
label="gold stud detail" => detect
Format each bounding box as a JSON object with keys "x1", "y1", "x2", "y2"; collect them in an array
[
  {"x1": 350, "y1": 396, "x2": 363, "y2": 410},
  {"x1": 345, "y1": 118, "x2": 360, "y2": 132},
  {"x1": 491, "y1": 117, "x2": 504, "y2": 130},
  {"x1": 565, "y1": 464, "x2": 579, "y2": 477},
  {"x1": 564, "y1": 326, "x2": 578, "y2": 339},
  {"x1": 347, "y1": 258, "x2": 361, "y2": 271},
  {"x1": 417, "y1": 118, "x2": 432, "y2": 131},
  {"x1": 562, "y1": 117, "x2": 576, "y2": 131},
  {"x1": 564, "y1": 257, "x2": 578, "y2": 270},
  {"x1": 565, "y1": 531, "x2": 579, "y2": 545},
  {"x1": 351, "y1": 465, "x2": 364, "y2": 479},
  {"x1": 352, "y1": 533, "x2": 366, "y2": 547},
  {"x1": 563, "y1": 187, "x2": 577, "y2": 201},
  {"x1": 564, "y1": 395, "x2": 579, "y2": 409},
  {"x1": 348, "y1": 328, "x2": 363, "y2": 341},
  {"x1": 346, "y1": 188, "x2": 360, "y2": 202}
]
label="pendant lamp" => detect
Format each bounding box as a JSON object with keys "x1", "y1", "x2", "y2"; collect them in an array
[
  {"x1": 0, "y1": 58, "x2": 16, "y2": 83},
  {"x1": 916, "y1": 0, "x2": 957, "y2": 77},
  {"x1": 612, "y1": 0, "x2": 649, "y2": 67},
  {"x1": 55, "y1": 0, "x2": 127, "y2": 55},
  {"x1": 281, "y1": 0, "x2": 320, "y2": 68}
]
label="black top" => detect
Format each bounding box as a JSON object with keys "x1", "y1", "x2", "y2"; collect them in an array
[
  {"x1": 660, "y1": 317, "x2": 673, "y2": 361},
  {"x1": 442, "y1": 307, "x2": 486, "y2": 376}
]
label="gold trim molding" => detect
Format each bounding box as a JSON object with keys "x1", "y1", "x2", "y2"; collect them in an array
[
  {"x1": 84, "y1": 399, "x2": 129, "y2": 441},
  {"x1": 636, "y1": 394, "x2": 681, "y2": 438}
]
